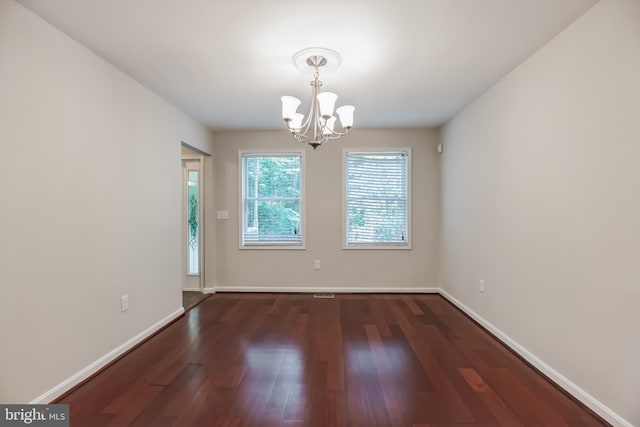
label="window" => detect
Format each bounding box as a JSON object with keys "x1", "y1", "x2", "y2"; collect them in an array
[
  {"x1": 186, "y1": 169, "x2": 199, "y2": 274},
  {"x1": 344, "y1": 149, "x2": 411, "y2": 248},
  {"x1": 240, "y1": 150, "x2": 304, "y2": 248}
]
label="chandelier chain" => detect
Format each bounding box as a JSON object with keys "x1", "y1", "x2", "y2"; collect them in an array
[{"x1": 311, "y1": 65, "x2": 322, "y2": 87}]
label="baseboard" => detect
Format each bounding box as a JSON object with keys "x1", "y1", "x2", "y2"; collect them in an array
[
  {"x1": 213, "y1": 285, "x2": 440, "y2": 294},
  {"x1": 182, "y1": 287, "x2": 201, "y2": 292},
  {"x1": 30, "y1": 307, "x2": 185, "y2": 404},
  {"x1": 203, "y1": 287, "x2": 216, "y2": 294},
  {"x1": 439, "y1": 289, "x2": 632, "y2": 427}
]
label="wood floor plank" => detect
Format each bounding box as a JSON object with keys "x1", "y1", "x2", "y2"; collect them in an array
[
  {"x1": 459, "y1": 368, "x2": 526, "y2": 426},
  {"x1": 105, "y1": 384, "x2": 164, "y2": 427},
  {"x1": 56, "y1": 294, "x2": 609, "y2": 427}
]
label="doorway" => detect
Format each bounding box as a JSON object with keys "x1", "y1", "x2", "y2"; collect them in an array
[{"x1": 181, "y1": 148, "x2": 205, "y2": 309}]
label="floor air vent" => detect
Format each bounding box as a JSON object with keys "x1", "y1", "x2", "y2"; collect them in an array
[{"x1": 313, "y1": 293, "x2": 335, "y2": 299}]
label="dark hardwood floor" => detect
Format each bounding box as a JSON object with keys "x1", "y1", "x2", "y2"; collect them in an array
[{"x1": 58, "y1": 293, "x2": 607, "y2": 426}]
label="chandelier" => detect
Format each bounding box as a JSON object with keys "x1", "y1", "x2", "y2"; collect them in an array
[{"x1": 281, "y1": 48, "x2": 355, "y2": 149}]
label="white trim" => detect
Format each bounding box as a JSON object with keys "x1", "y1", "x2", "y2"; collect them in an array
[
  {"x1": 439, "y1": 289, "x2": 633, "y2": 427},
  {"x1": 182, "y1": 287, "x2": 201, "y2": 292},
  {"x1": 342, "y1": 244, "x2": 411, "y2": 250},
  {"x1": 30, "y1": 307, "x2": 184, "y2": 404},
  {"x1": 239, "y1": 243, "x2": 306, "y2": 250},
  {"x1": 213, "y1": 285, "x2": 440, "y2": 294},
  {"x1": 203, "y1": 287, "x2": 216, "y2": 294}
]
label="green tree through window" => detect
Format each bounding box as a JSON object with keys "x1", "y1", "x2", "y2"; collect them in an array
[{"x1": 241, "y1": 152, "x2": 303, "y2": 246}]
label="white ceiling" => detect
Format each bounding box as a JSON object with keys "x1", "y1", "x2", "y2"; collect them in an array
[{"x1": 17, "y1": 0, "x2": 598, "y2": 131}]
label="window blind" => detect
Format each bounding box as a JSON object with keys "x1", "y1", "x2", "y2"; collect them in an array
[{"x1": 345, "y1": 150, "x2": 409, "y2": 245}]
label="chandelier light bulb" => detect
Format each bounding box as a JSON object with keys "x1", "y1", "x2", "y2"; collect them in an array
[
  {"x1": 316, "y1": 92, "x2": 338, "y2": 119},
  {"x1": 323, "y1": 116, "x2": 337, "y2": 135},
  {"x1": 336, "y1": 105, "x2": 355, "y2": 129},
  {"x1": 289, "y1": 113, "x2": 304, "y2": 130},
  {"x1": 281, "y1": 96, "x2": 301, "y2": 121}
]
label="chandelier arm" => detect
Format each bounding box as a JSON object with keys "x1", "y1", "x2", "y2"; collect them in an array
[
  {"x1": 296, "y1": 128, "x2": 327, "y2": 146},
  {"x1": 296, "y1": 134, "x2": 311, "y2": 144},
  {"x1": 299, "y1": 101, "x2": 313, "y2": 135},
  {"x1": 313, "y1": 100, "x2": 318, "y2": 142},
  {"x1": 331, "y1": 127, "x2": 352, "y2": 137},
  {"x1": 312, "y1": 70, "x2": 322, "y2": 143},
  {"x1": 297, "y1": 73, "x2": 318, "y2": 137},
  {"x1": 314, "y1": 100, "x2": 329, "y2": 143},
  {"x1": 324, "y1": 127, "x2": 351, "y2": 140}
]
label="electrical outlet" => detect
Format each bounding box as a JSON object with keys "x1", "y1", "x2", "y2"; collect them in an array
[
  {"x1": 479, "y1": 279, "x2": 485, "y2": 294},
  {"x1": 121, "y1": 295, "x2": 129, "y2": 312},
  {"x1": 313, "y1": 260, "x2": 321, "y2": 270}
]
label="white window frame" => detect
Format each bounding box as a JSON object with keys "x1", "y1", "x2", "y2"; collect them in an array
[
  {"x1": 239, "y1": 149, "x2": 306, "y2": 250},
  {"x1": 342, "y1": 148, "x2": 412, "y2": 250}
]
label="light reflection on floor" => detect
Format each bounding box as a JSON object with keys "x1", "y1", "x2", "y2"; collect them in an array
[
  {"x1": 187, "y1": 306, "x2": 201, "y2": 341},
  {"x1": 346, "y1": 342, "x2": 408, "y2": 377}
]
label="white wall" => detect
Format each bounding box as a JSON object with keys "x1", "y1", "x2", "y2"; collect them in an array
[
  {"x1": 440, "y1": 0, "x2": 640, "y2": 425},
  {"x1": 0, "y1": 0, "x2": 214, "y2": 403},
  {"x1": 212, "y1": 129, "x2": 440, "y2": 291}
]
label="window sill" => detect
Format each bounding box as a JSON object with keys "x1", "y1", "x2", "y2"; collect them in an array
[
  {"x1": 343, "y1": 243, "x2": 412, "y2": 250},
  {"x1": 240, "y1": 244, "x2": 306, "y2": 250}
]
